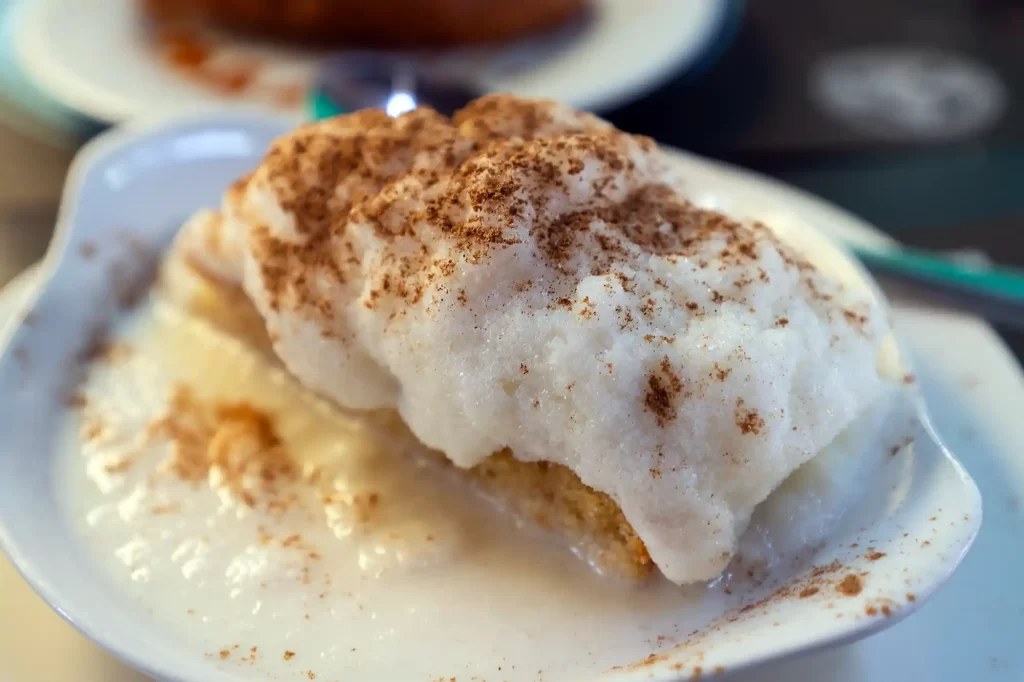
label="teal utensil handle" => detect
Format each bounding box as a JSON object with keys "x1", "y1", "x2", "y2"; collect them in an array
[
  {"x1": 852, "y1": 246, "x2": 1024, "y2": 304},
  {"x1": 310, "y1": 90, "x2": 347, "y2": 119}
]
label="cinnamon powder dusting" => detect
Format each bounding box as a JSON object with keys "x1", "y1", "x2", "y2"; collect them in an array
[
  {"x1": 836, "y1": 574, "x2": 862, "y2": 596},
  {"x1": 734, "y1": 399, "x2": 764, "y2": 435},
  {"x1": 144, "y1": 384, "x2": 299, "y2": 506},
  {"x1": 241, "y1": 94, "x2": 822, "y2": 327},
  {"x1": 644, "y1": 357, "x2": 683, "y2": 427}
]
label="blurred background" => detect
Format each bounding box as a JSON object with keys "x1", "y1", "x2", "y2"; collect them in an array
[{"x1": 0, "y1": 0, "x2": 1022, "y2": 349}]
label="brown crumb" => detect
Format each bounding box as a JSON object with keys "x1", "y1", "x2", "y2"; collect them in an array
[
  {"x1": 81, "y1": 418, "x2": 108, "y2": 443},
  {"x1": 644, "y1": 356, "x2": 683, "y2": 427},
  {"x1": 798, "y1": 586, "x2": 820, "y2": 598},
  {"x1": 12, "y1": 347, "x2": 29, "y2": 367},
  {"x1": 219, "y1": 650, "x2": 230, "y2": 660},
  {"x1": 108, "y1": 243, "x2": 159, "y2": 310},
  {"x1": 148, "y1": 384, "x2": 297, "y2": 508},
  {"x1": 811, "y1": 560, "x2": 843, "y2": 577},
  {"x1": 865, "y1": 605, "x2": 878, "y2": 616},
  {"x1": 283, "y1": 651, "x2": 295, "y2": 660},
  {"x1": 80, "y1": 339, "x2": 134, "y2": 364},
  {"x1": 734, "y1": 399, "x2": 764, "y2": 435},
  {"x1": 907, "y1": 593, "x2": 916, "y2": 602},
  {"x1": 103, "y1": 457, "x2": 134, "y2": 474},
  {"x1": 881, "y1": 604, "x2": 892, "y2": 617},
  {"x1": 836, "y1": 574, "x2": 862, "y2": 596},
  {"x1": 842, "y1": 309, "x2": 869, "y2": 329},
  {"x1": 865, "y1": 550, "x2": 886, "y2": 561},
  {"x1": 712, "y1": 363, "x2": 730, "y2": 382}
]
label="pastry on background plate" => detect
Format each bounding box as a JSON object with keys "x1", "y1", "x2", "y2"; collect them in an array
[
  {"x1": 162, "y1": 94, "x2": 905, "y2": 584},
  {"x1": 139, "y1": 0, "x2": 588, "y2": 47}
]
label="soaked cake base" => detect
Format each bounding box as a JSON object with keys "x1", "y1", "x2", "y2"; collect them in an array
[{"x1": 468, "y1": 450, "x2": 652, "y2": 579}]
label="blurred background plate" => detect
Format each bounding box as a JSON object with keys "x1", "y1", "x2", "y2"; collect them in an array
[
  {"x1": 12, "y1": 0, "x2": 738, "y2": 123},
  {"x1": 0, "y1": 0, "x2": 91, "y2": 145}
]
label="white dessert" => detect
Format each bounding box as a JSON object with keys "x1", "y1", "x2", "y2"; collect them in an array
[
  {"x1": 57, "y1": 98, "x2": 921, "y2": 679},
  {"x1": 172, "y1": 96, "x2": 899, "y2": 584}
]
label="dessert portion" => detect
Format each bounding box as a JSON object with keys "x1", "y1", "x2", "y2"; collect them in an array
[
  {"x1": 164, "y1": 95, "x2": 900, "y2": 585},
  {"x1": 161, "y1": 208, "x2": 273, "y2": 356},
  {"x1": 139, "y1": 0, "x2": 588, "y2": 47}
]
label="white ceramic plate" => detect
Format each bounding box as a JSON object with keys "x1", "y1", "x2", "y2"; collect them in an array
[
  {"x1": 13, "y1": 0, "x2": 731, "y2": 123},
  {"x1": 0, "y1": 114, "x2": 987, "y2": 682},
  {"x1": 0, "y1": 0, "x2": 89, "y2": 146}
]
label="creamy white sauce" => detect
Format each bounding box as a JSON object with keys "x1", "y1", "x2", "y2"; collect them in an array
[{"x1": 57, "y1": 297, "x2": 912, "y2": 681}]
